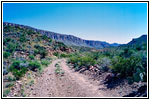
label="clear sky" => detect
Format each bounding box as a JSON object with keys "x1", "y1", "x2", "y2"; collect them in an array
[{"x1": 3, "y1": 3, "x2": 147, "y2": 44}]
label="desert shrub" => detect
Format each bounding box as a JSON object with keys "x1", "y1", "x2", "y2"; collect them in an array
[
  {"x1": 4, "y1": 26, "x2": 16, "y2": 32},
  {"x1": 53, "y1": 42, "x2": 67, "y2": 50},
  {"x1": 53, "y1": 52, "x2": 60, "y2": 57},
  {"x1": 34, "y1": 49, "x2": 38, "y2": 55},
  {"x1": 69, "y1": 56, "x2": 79, "y2": 64},
  {"x1": 97, "y1": 57, "x2": 111, "y2": 72},
  {"x1": 7, "y1": 42, "x2": 16, "y2": 53},
  {"x1": 29, "y1": 55, "x2": 35, "y2": 60},
  {"x1": 39, "y1": 49, "x2": 48, "y2": 58},
  {"x1": 27, "y1": 30, "x2": 36, "y2": 35},
  {"x1": 34, "y1": 44, "x2": 40, "y2": 49},
  {"x1": 9, "y1": 66, "x2": 27, "y2": 80},
  {"x1": 9, "y1": 60, "x2": 28, "y2": 80},
  {"x1": 48, "y1": 38, "x2": 52, "y2": 43},
  {"x1": 3, "y1": 88, "x2": 10, "y2": 97},
  {"x1": 41, "y1": 59, "x2": 50, "y2": 66},
  {"x1": 29, "y1": 60, "x2": 41, "y2": 71},
  {"x1": 34, "y1": 45, "x2": 47, "y2": 58},
  {"x1": 60, "y1": 53, "x2": 70, "y2": 58},
  {"x1": 19, "y1": 34, "x2": 27, "y2": 42},
  {"x1": 80, "y1": 56, "x2": 96, "y2": 68},
  {"x1": 3, "y1": 51, "x2": 11, "y2": 58},
  {"x1": 10, "y1": 60, "x2": 21, "y2": 70},
  {"x1": 55, "y1": 63, "x2": 64, "y2": 75},
  {"x1": 120, "y1": 48, "x2": 134, "y2": 58},
  {"x1": 69, "y1": 55, "x2": 96, "y2": 70},
  {"x1": 3, "y1": 37, "x2": 12, "y2": 45},
  {"x1": 111, "y1": 55, "x2": 146, "y2": 83},
  {"x1": 41, "y1": 35, "x2": 48, "y2": 40}
]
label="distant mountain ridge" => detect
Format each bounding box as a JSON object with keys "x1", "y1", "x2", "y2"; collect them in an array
[
  {"x1": 3, "y1": 22, "x2": 120, "y2": 48},
  {"x1": 128, "y1": 35, "x2": 147, "y2": 45}
]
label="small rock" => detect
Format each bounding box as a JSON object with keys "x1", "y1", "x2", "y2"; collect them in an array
[
  {"x1": 49, "y1": 73, "x2": 52, "y2": 75},
  {"x1": 49, "y1": 93, "x2": 52, "y2": 95},
  {"x1": 33, "y1": 93, "x2": 36, "y2": 95}
]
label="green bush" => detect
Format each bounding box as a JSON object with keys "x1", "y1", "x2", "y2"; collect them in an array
[
  {"x1": 3, "y1": 37, "x2": 12, "y2": 45},
  {"x1": 69, "y1": 55, "x2": 96, "y2": 70},
  {"x1": 9, "y1": 60, "x2": 28, "y2": 80},
  {"x1": 39, "y1": 49, "x2": 48, "y2": 58},
  {"x1": 19, "y1": 34, "x2": 27, "y2": 42},
  {"x1": 80, "y1": 56, "x2": 96, "y2": 68},
  {"x1": 29, "y1": 55, "x2": 35, "y2": 60},
  {"x1": 27, "y1": 30, "x2": 36, "y2": 35},
  {"x1": 34, "y1": 45, "x2": 47, "y2": 58},
  {"x1": 10, "y1": 60, "x2": 21, "y2": 70},
  {"x1": 12, "y1": 68, "x2": 27, "y2": 80},
  {"x1": 111, "y1": 56, "x2": 142, "y2": 78},
  {"x1": 3, "y1": 51, "x2": 11, "y2": 58},
  {"x1": 41, "y1": 59, "x2": 50, "y2": 66},
  {"x1": 41, "y1": 35, "x2": 48, "y2": 40},
  {"x1": 29, "y1": 60, "x2": 41, "y2": 71},
  {"x1": 3, "y1": 88, "x2": 10, "y2": 97},
  {"x1": 48, "y1": 38, "x2": 52, "y2": 43},
  {"x1": 53, "y1": 52, "x2": 59, "y2": 57},
  {"x1": 60, "y1": 53, "x2": 70, "y2": 58},
  {"x1": 7, "y1": 43, "x2": 16, "y2": 53},
  {"x1": 34, "y1": 49, "x2": 38, "y2": 55}
]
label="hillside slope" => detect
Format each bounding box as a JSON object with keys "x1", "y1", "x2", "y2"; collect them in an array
[{"x1": 3, "y1": 22, "x2": 120, "y2": 49}]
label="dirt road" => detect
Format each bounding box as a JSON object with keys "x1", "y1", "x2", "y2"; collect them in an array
[{"x1": 26, "y1": 59, "x2": 119, "y2": 97}]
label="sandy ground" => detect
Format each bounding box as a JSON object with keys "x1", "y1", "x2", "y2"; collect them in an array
[{"x1": 25, "y1": 59, "x2": 120, "y2": 97}]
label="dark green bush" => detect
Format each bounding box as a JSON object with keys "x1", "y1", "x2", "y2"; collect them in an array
[
  {"x1": 29, "y1": 55, "x2": 35, "y2": 60},
  {"x1": 3, "y1": 89, "x2": 10, "y2": 97},
  {"x1": 19, "y1": 34, "x2": 27, "y2": 42},
  {"x1": 29, "y1": 60, "x2": 41, "y2": 71},
  {"x1": 41, "y1": 59, "x2": 50, "y2": 66},
  {"x1": 10, "y1": 60, "x2": 21, "y2": 70},
  {"x1": 3, "y1": 51, "x2": 11, "y2": 58},
  {"x1": 111, "y1": 56, "x2": 144, "y2": 80},
  {"x1": 3, "y1": 37, "x2": 12, "y2": 45},
  {"x1": 34, "y1": 49, "x2": 38, "y2": 55},
  {"x1": 27, "y1": 30, "x2": 36, "y2": 35},
  {"x1": 9, "y1": 60, "x2": 28, "y2": 80},
  {"x1": 34, "y1": 45, "x2": 47, "y2": 58},
  {"x1": 10, "y1": 67, "x2": 27, "y2": 80},
  {"x1": 41, "y1": 35, "x2": 48, "y2": 40},
  {"x1": 7, "y1": 43, "x2": 16, "y2": 53},
  {"x1": 53, "y1": 52, "x2": 59, "y2": 57},
  {"x1": 60, "y1": 53, "x2": 69, "y2": 58},
  {"x1": 39, "y1": 49, "x2": 48, "y2": 58}
]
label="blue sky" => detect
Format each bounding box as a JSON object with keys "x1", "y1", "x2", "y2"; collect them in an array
[{"x1": 3, "y1": 3, "x2": 147, "y2": 43}]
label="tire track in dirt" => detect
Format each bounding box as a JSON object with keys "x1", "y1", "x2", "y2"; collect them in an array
[{"x1": 26, "y1": 59, "x2": 119, "y2": 97}]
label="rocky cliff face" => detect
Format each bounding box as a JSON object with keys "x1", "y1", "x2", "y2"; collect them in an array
[{"x1": 3, "y1": 22, "x2": 120, "y2": 49}]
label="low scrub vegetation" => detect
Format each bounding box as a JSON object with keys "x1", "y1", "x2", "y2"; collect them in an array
[
  {"x1": 55, "y1": 63, "x2": 64, "y2": 75},
  {"x1": 41, "y1": 59, "x2": 50, "y2": 67},
  {"x1": 68, "y1": 43, "x2": 147, "y2": 83}
]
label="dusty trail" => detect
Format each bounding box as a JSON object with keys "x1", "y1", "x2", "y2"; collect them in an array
[{"x1": 26, "y1": 59, "x2": 119, "y2": 97}]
